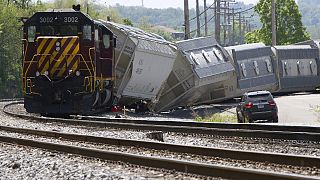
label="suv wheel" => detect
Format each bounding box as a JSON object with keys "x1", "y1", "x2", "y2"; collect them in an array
[{"x1": 272, "y1": 116, "x2": 279, "y2": 123}]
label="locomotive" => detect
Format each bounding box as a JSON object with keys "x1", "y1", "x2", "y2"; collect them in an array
[{"x1": 22, "y1": 6, "x2": 115, "y2": 115}]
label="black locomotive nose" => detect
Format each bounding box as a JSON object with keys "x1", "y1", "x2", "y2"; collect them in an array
[{"x1": 53, "y1": 90, "x2": 62, "y2": 102}]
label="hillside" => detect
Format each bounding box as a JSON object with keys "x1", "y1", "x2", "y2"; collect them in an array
[{"x1": 298, "y1": 0, "x2": 320, "y2": 39}]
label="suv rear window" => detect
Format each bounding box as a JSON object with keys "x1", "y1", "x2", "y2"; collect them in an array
[{"x1": 248, "y1": 94, "x2": 270, "y2": 98}]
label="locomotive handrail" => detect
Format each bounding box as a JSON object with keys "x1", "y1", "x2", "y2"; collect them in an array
[
  {"x1": 23, "y1": 54, "x2": 38, "y2": 93},
  {"x1": 22, "y1": 39, "x2": 28, "y2": 93},
  {"x1": 88, "y1": 47, "x2": 96, "y2": 92}
]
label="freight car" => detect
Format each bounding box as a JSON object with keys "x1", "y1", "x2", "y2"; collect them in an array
[{"x1": 22, "y1": 6, "x2": 115, "y2": 115}]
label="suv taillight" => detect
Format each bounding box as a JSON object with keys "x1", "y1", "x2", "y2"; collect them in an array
[
  {"x1": 244, "y1": 102, "x2": 253, "y2": 108},
  {"x1": 268, "y1": 100, "x2": 276, "y2": 106}
]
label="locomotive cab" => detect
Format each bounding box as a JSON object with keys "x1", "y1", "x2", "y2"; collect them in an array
[{"x1": 22, "y1": 8, "x2": 115, "y2": 115}]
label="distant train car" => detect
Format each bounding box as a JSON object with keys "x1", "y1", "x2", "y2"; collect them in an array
[
  {"x1": 272, "y1": 45, "x2": 320, "y2": 93},
  {"x1": 22, "y1": 7, "x2": 115, "y2": 115},
  {"x1": 225, "y1": 43, "x2": 278, "y2": 93}
]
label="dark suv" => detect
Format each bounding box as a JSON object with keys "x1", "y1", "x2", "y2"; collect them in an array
[{"x1": 236, "y1": 91, "x2": 278, "y2": 123}]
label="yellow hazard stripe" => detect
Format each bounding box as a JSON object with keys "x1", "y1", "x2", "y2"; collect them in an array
[
  {"x1": 50, "y1": 37, "x2": 78, "y2": 76},
  {"x1": 50, "y1": 38, "x2": 69, "y2": 74},
  {"x1": 37, "y1": 38, "x2": 48, "y2": 54},
  {"x1": 57, "y1": 43, "x2": 79, "y2": 77},
  {"x1": 39, "y1": 39, "x2": 58, "y2": 74}
]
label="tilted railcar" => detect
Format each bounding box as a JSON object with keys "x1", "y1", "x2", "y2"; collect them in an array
[
  {"x1": 22, "y1": 7, "x2": 115, "y2": 115},
  {"x1": 272, "y1": 45, "x2": 320, "y2": 93}
]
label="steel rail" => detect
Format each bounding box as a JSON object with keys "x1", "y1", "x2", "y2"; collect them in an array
[
  {"x1": 0, "y1": 135, "x2": 318, "y2": 180},
  {"x1": 78, "y1": 115, "x2": 320, "y2": 133},
  {"x1": 0, "y1": 98, "x2": 23, "y2": 102},
  {"x1": 4, "y1": 101, "x2": 320, "y2": 134},
  {"x1": 0, "y1": 125, "x2": 319, "y2": 169},
  {"x1": 3, "y1": 102, "x2": 320, "y2": 141}
]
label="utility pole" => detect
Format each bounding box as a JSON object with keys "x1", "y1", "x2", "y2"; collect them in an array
[
  {"x1": 196, "y1": 0, "x2": 201, "y2": 37},
  {"x1": 223, "y1": 1, "x2": 227, "y2": 45},
  {"x1": 184, "y1": 0, "x2": 190, "y2": 40},
  {"x1": 232, "y1": 8, "x2": 235, "y2": 45},
  {"x1": 227, "y1": 2, "x2": 231, "y2": 46},
  {"x1": 272, "y1": 0, "x2": 276, "y2": 46},
  {"x1": 215, "y1": 0, "x2": 221, "y2": 43},
  {"x1": 242, "y1": 16, "x2": 246, "y2": 38},
  {"x1": 86, "y1": 1, "x2": 89, "y2": 14},
  {"x1": 238, "y1": 12, "x2": 241, "y2": 44},
  {"x1": 204, "y1": 0, "x2": 208, "y2": 36}
]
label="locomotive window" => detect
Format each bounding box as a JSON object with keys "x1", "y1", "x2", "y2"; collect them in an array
[
  {"x1": 61, "y1": 25, "x2": 77, "y2": 36},
  {"x1": 83, "y1": 25, "x2": 92, "y2": 40},
  {"x1": 103, "y1": 35, "x2": 110, "y2": 49},
  {"x1": 39, "y1": 26, "x2": 55, "y2": 35},
  {"x1": 27, "y1": 26, "x2": 36, "y2": 42},
  {"x1": 94, "y1": 29, "x2": 99, "y2": 41}
]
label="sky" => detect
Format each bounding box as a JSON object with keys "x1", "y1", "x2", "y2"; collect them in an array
[{"x1": 101, "y1": 0, "x2": 259, "y2": 9}]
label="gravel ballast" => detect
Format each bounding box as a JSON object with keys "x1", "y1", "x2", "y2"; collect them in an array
[
  {"x1": 0, "y1": 130, "x2": 319, "y2": 177},
  {"x1": 2, "y1": 103, "x2": 320, "y2": 157},
  {"x1": 0, "y1": 142, "x2": 210, "y2": 179},
  {"x1": 1, "y1": 102, "x2": 320, "y2": 178}
]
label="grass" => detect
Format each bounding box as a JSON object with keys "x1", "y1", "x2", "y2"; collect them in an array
[
  {"x1": 314, "y1": 105, "x2": 320, "y2": 113},
  {"x1": 195, "y1": 113, "x2": 237, "y2": 123}
]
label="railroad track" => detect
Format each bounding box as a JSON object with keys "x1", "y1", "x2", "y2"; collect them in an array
[
  {"x1": 0, "y1": 125, "x2": 319, "y2": 179},
  {"x1": 3, "y1": 102, "x2": 320, "y2": 141}
]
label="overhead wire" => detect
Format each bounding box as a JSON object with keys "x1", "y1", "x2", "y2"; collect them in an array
[{"x1": 189, "y1": 1, "x2": 215, "y2": 22}]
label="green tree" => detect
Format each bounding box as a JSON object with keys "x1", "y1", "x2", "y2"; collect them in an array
[
  {"x1": 0, "y1": 2, "x2": 24, "y2": 98},
  {"x1": 123, "y1": 18, "x2": 133, "y2": 26},
  {"x1": 245, "y1": 0, "x2": 310, "y2": 45}
]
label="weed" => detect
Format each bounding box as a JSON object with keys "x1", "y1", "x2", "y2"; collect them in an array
[{"x1": 195, "y1": 113, "x2": 237, "y2": 123}]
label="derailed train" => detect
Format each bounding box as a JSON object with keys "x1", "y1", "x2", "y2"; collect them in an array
[{"x1": 22, "y1": 8, "x2": 320, "y2": 115}]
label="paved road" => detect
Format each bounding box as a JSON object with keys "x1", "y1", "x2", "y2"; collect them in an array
[{"x1": 274, "y1": 93, "x2": 320, "y2": 126}]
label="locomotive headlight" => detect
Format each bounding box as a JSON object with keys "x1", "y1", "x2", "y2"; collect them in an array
[
  {"x1": 56, "y1": 47, "x2": 60, "y2": 52},
  {"x1": 68, "y1": 69, "x2": 73, "y2": 75},
  {"x1": 44, "y1": 71, "x2": 49, "y2": 76},
  {"x1": 36, "y1": 71, "x2": 40, "y2": 77},
  {"x1": 76, "y1": 71, "x2": 80, "y2": 76}
]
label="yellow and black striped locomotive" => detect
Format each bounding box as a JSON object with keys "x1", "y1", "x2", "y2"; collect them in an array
[{"x1": 22, "y1": 6, "x2": 115, "y2": 115}]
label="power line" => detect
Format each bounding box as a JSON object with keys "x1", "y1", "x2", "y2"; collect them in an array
[
  {"x1": 188, "y1": 14, "x2": 216, "y2": 35},
  {"x1": 234, "y1": 6, "x2": 255, "y2": 14},
  {"x1": 189, "y1": 1, "x2": 215, "y2": 21}
]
